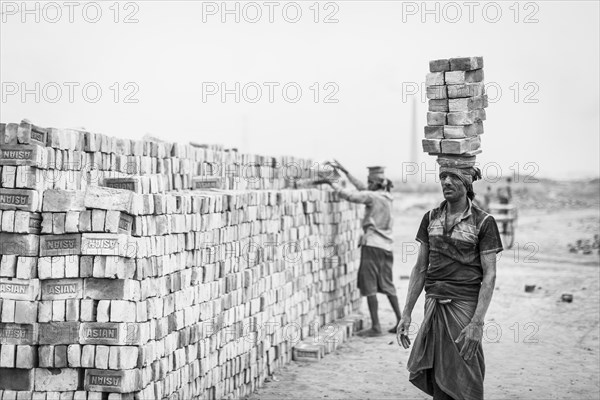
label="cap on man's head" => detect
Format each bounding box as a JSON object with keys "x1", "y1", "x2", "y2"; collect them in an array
[{"x1": 367, "y1": 166, "x2": 386, "y2": 180}]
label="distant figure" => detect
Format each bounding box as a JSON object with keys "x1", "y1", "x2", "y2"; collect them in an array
[
  {"x1": 483, "y1": 186, "x2": 493, "y2": 212},
  {"x1": 496, "y1": 177, "x2": 513, "y2": 233},
  {"x1": 324, "y1": 161, "x2": 401, "y2": 337}
]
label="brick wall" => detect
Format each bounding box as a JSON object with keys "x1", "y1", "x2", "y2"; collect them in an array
[{"x1": 0, "y1": 120, "x2": 363, "y2": 399}]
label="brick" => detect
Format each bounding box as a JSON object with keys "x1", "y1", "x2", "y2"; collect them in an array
[
  {"x1": 95, "y1": 345, "x2": 109, "y2": 369},
  {"x1": 17, "y1": 122, "x2": 47, "y2": 146},
  {"x1": 0, "y1": 278, "x2": 40, "y2": 301},
  {"x1": 426, "y1": 72, "x2": 445, "y2": 86},
  {"x1": 38, "y1": 346, "x2": 54, "y2": 368},
  {"x1": 0, "y1": 344, "x2": 16, "y2": 367},
  {"x1": 449, "y1": 56, "x2": 483, "y2": 71},
  {"x1": 38, "y1": 322, "x2": 79, "y2": 345},
  {"x1": 447, "y1": 82, "x2": 485, "y2": 99},
  {"x1": 426, "y1": 112, "x2": 446, "y2": 126},
  {"x1": 39, "y1": 234, "x2": 81, "y2": 257},
  {"x1": 84, "y1": 369, "x2": 142, "y2": 393},
  {"x1": 41, "y1": 279, "x2": 83, "y2": 300},
  {"x1": 67, "y1": 344, "x2": 81, "y2": 368},
  {"x1": 2, "y1": 167, "x2": 17, "y2": 190},
  {"x1": 52, "y1": 300, "x2": 65, "y2": 321},
  {"x1": 42, "y1": 190, "x2": 86, "y2": 212},
  {"x1": 65, "y1": 299, "x2": 80, "y2": 321},
  {"x1": 1, "y1": 123, "x2": 19, "y2": 145},
  {"x1": 14, "y1": 167, "x2": 43, "y2": 191},
  {"x1": 424, "y1": 126, "x2": 444, "y2": 140},
  {"x1": 192, "y1": 177, "x2": 222, "y2": 190},
  {"x1": 426, "y1": 85, "x2": 447, "y2": 100},
  {"x1": 81, "y1": 345, "x2": 95, "y2": 368},
  {"x1": 109, "y1": 346, "x2": 139, "y2": 370},
  {"x1": 443, "y1": 121, "x2": 484, "y2": 139},
  {"x1": 80, "y1": 300, "x2": 95, "y2": 321},
  {"x1": 16, "y1": 257, "x2": 37, "y2": 279},
  {"x1": 13, "y1": 211, "x2": 42, "y2": 234},
  {"x1": 78, "y1": 211, "x2": 92, "y2": 232},
  {"x1": 50, "y1": 256, "x2": 66, "y2": 278},
  {"x1": 445, "y1": 69, "x2": 484, "y2": 84},
  {"x1": 110, "y1": 301, "x2": 136, "y2": 323},
  {"x1": 447, "y1": 109, "x2": 486, "y2": 126},
  {"x1": 15, "y1": 345, "x2": 37, "y2": 368},
  {"x1": 81, "y1": 234, "x2": 130, "y2": 257},
  {"x1": 83, "y1": 279, "x2": 140, "y2": 301},
  {"x1": 448, "y1": 95, "x2": 488, "y2": 112},
  {"x1": 52, "y1": 213, "x2": 66, "y2": 234},
  {"x1": 440, "y1": 137, "x2": 482, "y2": 154},
  {"x1": 422, "y1": 139, "x2": 441, "y2": 154},
  {"x1": 37, "y1": 258, "x2": 52, "y2": 280},
  {"x1": 64, "y1": 256, "x2": 79, "y2": 278},
  {"x1": 292, "y1": 343, "x2": 322, "y2": 362},
  {"x1": 38, "y1": 301, "x2": 52, "y2": 323},
  {"x1": 79, "y1": 322, "x2": 142, "y2": 345},
  {"x1": 0, "y1": 234, "x2": 39, "y2": 256},
  {"x1": 14, "y1": 301, "x2": 37, "y2": 324},
  {"x1": 1, "y1": 210, "x2": 15, "y2": 231},
  {"x1": 0, "y1": 368, "x2": 34, "y2": 390},
  {"x1": 429, "y1": 59, "x2": 450, "y2": 72},
  {"x1": 91, "y1": 210, "x2": 106, "y2": 232},
  {"x1": 0, "y1": 255, "x2": 17, "y2": 277},
  {"x1": 96, "y1": 301, "x2": 110, "y2": 322},
  {"x1": 64, "y1": 211, "x2": 80, "y2": 233},
  {"x1": 103, "y1": 178, "x2": 141, "y2": 193},
  {"x1": 0, "y1": 144, "x2": 45, "y2": 167},
  {"x1": 0, "y1": 323, "x2": 36, "y2": 345},
  {"x1": 54, "y1": 345, "x2": 68, "y2": 368},
  {"x1": 84, "y1": 186, "x2": 133, "y2": 213},
  {"x1": 34, "y1": 368, "x2": 79, "y2": 391},
  {"x1": 40, "y1": 213, "x2": 53, "y2": 234},
  {"x1": 79, "y1": 256, "x2": 93, "y2": 277}
]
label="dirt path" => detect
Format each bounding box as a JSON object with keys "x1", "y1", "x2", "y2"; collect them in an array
[{"x1": 247, "y1": 205, "x2": 600, "y2": 400}]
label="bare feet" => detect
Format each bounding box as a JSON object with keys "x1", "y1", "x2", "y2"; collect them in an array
[{"x1": 358, "y1": 328, "x2": 384, "y2": 337}]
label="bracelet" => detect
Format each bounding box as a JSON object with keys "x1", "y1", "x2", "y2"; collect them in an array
[{"x1": 471, "y1": 320, "x2": 484, "y2": 326}]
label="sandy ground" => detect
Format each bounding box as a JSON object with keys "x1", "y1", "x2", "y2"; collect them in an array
[{"x1": 247, "y1": 195, "x2": 600, "y2": 400}]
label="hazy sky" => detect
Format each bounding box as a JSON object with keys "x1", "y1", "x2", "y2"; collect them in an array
[{"x1": 1, "y1": 0, "x2": 599, "y2": 181}]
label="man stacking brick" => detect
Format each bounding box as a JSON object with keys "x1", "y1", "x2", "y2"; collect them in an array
[
  {"x1": 397, "y1": 57, "x2": 503, "y2": 400},
  {"x1": 323, "y1": 161, "x2": 402, "y2": 337}
]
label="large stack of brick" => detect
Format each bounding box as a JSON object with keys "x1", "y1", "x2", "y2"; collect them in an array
[
  {"x1": 0, "y1": 120, "x2": 363, "y2": 399},
  {"x1": 422, "y1": 56, "x2": 488, "y2": 159}
]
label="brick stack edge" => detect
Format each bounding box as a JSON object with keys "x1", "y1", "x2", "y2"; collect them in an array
[
  {"x1": 0, "y1": 121, "x2": 363, "y2": 399},
  {"x1": 422, "y1": 56, "x2": 488, "y2": 156}
]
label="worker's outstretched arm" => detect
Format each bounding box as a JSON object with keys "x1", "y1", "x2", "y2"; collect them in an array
[{"x1": 330, "y1": 182, "x2": 371, "y2": 204}]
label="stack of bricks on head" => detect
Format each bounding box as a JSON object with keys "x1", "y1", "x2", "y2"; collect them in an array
[
  {"x1": 0, "y1": 120, "x2": 364, "y2": 400},
  {"x1": 422, "y1": 56, "x2": 488, "y2": 168}
]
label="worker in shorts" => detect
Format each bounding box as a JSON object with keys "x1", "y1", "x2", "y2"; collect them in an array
[{"x1": 324, "y1": 161, "x2": 402, "y2": 337}]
